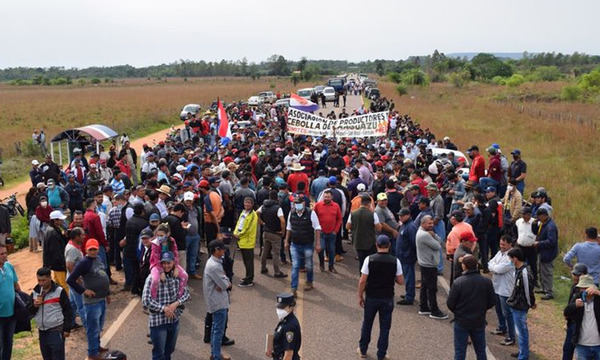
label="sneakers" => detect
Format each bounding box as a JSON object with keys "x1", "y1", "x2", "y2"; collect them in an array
[
  {"x1": 490, "y1": 328, "x2": 506, "y2": 335},
  {"x1": 429, "y1": 311, "x2": 449, "y2": 320},
  {"x1": 418, "y1": 309, "x2": 432, "y2": 315},
  {"x1": 541, "y1": 294, "x2": 554, "y2": 300},
  {"x1": 329, "y1": 266, "x2": 338, "y2": 274},
  {"x1": 292, "y1": 289, "x2": 297, "y2": 298},
  {"x1": 260, "y1": 268, "x2": 269, "y2": 274},
  {"x1": 500, "y1": 338, "x2": 515, "y2": 346},
  {"x1": 222, "y1": 336, "x2": 235, "y2": 346},
  {"x1": 396, "y1": 299, "x2": 413, "y2": 305},
  {"x1": 274, "y1": 272, "x2": 288, "y2": 278},
  {"x1": 357, "y1": 347, "x2": 367, "y2": 358},
  {"x1": 304, "y1": 282, "x2": 313, "y2": 291},
  {"x1": 335, "y1": 255, "x2": 344, "y2": 262},
  {"x1": 238, "y1": 279, "x2": 254, "y2": 287}
]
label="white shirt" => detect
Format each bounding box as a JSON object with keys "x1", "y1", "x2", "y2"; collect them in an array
[
  {"x1": 579, "y1": 301, "x2": 600, "y2": 346},
  {"x1": 346, "y1": 212, "x2": 380, "y2": 225},
  {"x1": 361, "y1": 256, "x2": 403, "y2": 276},
  {"x1": 516, "y1": 218, "x2": 535, "y2": 247},
  {"x1": 284, "y1": 154, "x2": 299, "y2": 166},
  {"x1": 286, "y1": 210, "x2": 321, "y2": 231}
]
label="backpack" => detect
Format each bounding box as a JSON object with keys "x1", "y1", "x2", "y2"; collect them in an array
[{"x1": 14, "y1": 290, "x2": 33, "y2": 334}]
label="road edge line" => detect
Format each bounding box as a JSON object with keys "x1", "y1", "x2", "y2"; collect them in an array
[{"x1": 100, "y1": 297, "x2": 141, "y2": 347}]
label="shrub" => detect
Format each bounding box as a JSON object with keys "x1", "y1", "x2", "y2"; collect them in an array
[
  {"x1": 395, "y1": 84, "x2": 408, "y2": 96},
  {"x1": 448, "y1": 70, "x2": 471, "y2": 88},
  {"x1": 506, "y1": 74, "x2": 526, "y2": 87},
  {"x1": 491, "y1": 76, "x2": 506, "y2": 85},
  {"x1": 11, "y1": 216, "x2": 29, "y2": 250},
  {"x1": 388, "y1": 72, "x2": 402, "y2": 84},
  {"x1": 532, "y1": 66, "x2": 562, "y2": 82},
  {"x1": 579, "y1": 67, "x2": 600, "y2": 93},
  {"x1": 561, "y1": 85, "x2": 582, "y2": 102},
  {"x1": 90, "y1": 78, "x2": 101, "y2": 85},
  {"x1": 77, "y1": 79, "x2": 86, "y2": 86},
  {"x1": 402, "y1": 69, "x2": 429, "y2": 86}
]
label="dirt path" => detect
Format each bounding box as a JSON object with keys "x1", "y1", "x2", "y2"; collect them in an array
[{"x1": 4, "y1": 124, "x2": 180, "y2": 292}]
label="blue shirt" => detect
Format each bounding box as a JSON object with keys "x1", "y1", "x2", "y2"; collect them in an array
[
  {"x1": 0, "y1": 262, "x2": 18, "y2": 317},
  {"x1": 564, "y1": 241, "x2": 600, "y2": 284}
]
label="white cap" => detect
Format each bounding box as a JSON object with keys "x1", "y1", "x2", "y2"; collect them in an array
[
  {"x1": 49, "y1": 210, "x2": 67, "y2": 220},
  {"x1": 31, "y1": 160, "x2": 39, "y2": 166},
  {"x1": 176, "y1": 165, "x2": 186, "y2": 172},
  {"x1": 443, "y1": 136, "x2": 450, "y2": 141},
  {"x1": 357, "y1": 183, "x2": 366, "y2": 192},
  {"x1": 90, "y1": 163, "x2": 97, "y2": 168},
  {"x1": 183, "y1": 191, "x2": 195, "y2": 201}
]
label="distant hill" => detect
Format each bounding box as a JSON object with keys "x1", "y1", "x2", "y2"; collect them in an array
[{"x1": 447, "y1": 52, "x2": 532, "y2": 60}]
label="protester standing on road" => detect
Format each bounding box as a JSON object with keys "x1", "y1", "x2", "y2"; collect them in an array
[
  {"x1": 258, "y1": 190, "x2": 287, "y2": 278},
  {"x1": 234, "y1": 197, "x2": 258, "y2": 287},
  {"x1": 43, "y1": 210, "x2": 69, "y2": 293},
  {"x1": 0, "y1": 243, "x2": 21, "y2": 360},
  {"x1": 268, "y1": 293, "x2": 301, "y2": 360},
  {"x1": 203, "y1": 240, "x2": 232, "y2": 360},
  {"x1": 416, "y1": 215, "x2": 448, "y2": 320},
  {"x1": 67, "y1": 239, "x2": 111, "y2": 360},
  {"x1": 563, "y1": 274, "x2": 600, "y2": 359},
  {"x1": 488, "y1": 235, "x2": 516, "y2": 346},
  {"x1": 447, "y1": 255, "x2": 495, "y2": 360},
  {"x1": 314, "y1": 189, "x2": 342, "y2": 273},
  {"x1": 357, "y1": 235, "x2": 404, "y2": 360},
  {"x1": 347, "y1": 194, "x2": 382, "y2": 271},
  {"x1": 507, "y1": 248, "x2": 536, "y2": 360},
  {"x1": 65, "y1": 227, "x2": 86, "y2": 329},
  {"x1": 515, "y1": 207, "x2": 537, "y2": 286},
  {"x1": 396, "y1": 208, "x2": 417, "y2": 306},
  {"x1": 28, "y1": 267, "x2": 73, "y2": 360},
  {"x1": 142, "y1": 251, "x2": 191, "y2": 360},
  {"x1": 285, "y1": 196, "x2": 321, "y2": 297},
  {"x1": 122, "y1": 203, "x2": 148, "y2": 294},
  {"x1": 183, "y1": 191, "x2": 202, "y2": 280},
  {"x1": 562, "y1": 263, "x2": 588, "y2": 360}
]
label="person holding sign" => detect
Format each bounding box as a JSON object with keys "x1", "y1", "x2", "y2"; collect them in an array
[{"x1": 267, "y1": 293, "x2": 301, "y2": 360}]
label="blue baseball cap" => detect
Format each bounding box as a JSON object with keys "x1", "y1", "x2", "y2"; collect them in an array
[
  {"x1": 376, "y1": 235, "x2": 390, "y2": 247},
  {"x1": 160, "y1": 251, "x2": 175, "y2": 263},
  {"x1": 179, "y1": 158, "x2": 187, "y2": 164},
  {"x1": 328, "y1": 176, "x2": 337, "y2": 185},
  {"x1": 149, "y1": 213, "x2": 160, "y2": 221},
  {"x1": 485, "y1": 186, "x2": 496, "y2": 193}
]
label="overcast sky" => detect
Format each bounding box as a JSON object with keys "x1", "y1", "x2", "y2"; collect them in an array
[{"x1": 3, "y1": 0, "x2": 599, "y2": 68}]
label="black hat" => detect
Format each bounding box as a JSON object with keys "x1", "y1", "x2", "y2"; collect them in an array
[
  {"x1": 572, "y1": 263, "x2": 589, "y2": 276},
  {"x1": 536, "y1": 208, "x2": 549, "y2": 216},
  {"x1": 451, "y1": 210, "x2": 464, "y2": 222},
  {"x1": 466, "y1": 145, "x2": 479, "y2": 152},
  {"x1": 522, "y1": 206, "x2": 532, "y2": 215},
  {"x1": 140, "y1": 229, "x2": 153, "y2": 238},
  {"x1": 398, "y1": 208, "x2": 411, "y2": 217},
  {"x1": 276, "y1": 293, "x2": 296, "y2": 308},
  {"x1": 208, "y1": 239, "x2": 226, "y2": 252}
]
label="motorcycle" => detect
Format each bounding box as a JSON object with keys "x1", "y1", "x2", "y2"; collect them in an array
[{"x1": 1, "y1": 193, "x2": 25, "y2": 217}]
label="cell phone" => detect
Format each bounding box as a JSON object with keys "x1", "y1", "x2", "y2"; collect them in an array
[{"x1": 581, "y1": 290, "x2": 588, "y2": 303}]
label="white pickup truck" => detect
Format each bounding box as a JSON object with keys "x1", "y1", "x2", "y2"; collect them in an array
[{"x1": 258, "y1": 91, "x2": 277, "y2": 103}]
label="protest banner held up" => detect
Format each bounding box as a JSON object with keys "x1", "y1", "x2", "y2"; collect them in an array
[{"x1": 286, "y1": 108, "x2": 389, "y2": 138}]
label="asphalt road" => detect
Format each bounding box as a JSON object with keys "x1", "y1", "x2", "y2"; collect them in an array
[{"x1": 66, "y1": 91, "x2": 522, "y2": 360}]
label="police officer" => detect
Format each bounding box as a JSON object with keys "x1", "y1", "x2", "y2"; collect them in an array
[{"x1": 270, "y1": 293, "x2": 301, "y2": 360}]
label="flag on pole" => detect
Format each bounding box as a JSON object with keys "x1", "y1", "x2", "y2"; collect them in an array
[
  {"x1": 217, "y1": 98, "x2": 232, "y2": 144},
  {"x1": 289, "y1": 93, "x2": 319, "y2": 113}
]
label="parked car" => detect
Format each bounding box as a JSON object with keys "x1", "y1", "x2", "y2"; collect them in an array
[
  {"x1": 180, "y1": 104, "x2": 201, "y2": 120},
  {"x1": 248, "y1": 96, "x2": 262, "y2": 106},
  {"x1": 363, "y1": 79, "x2": 377, "y2": 87},
  {"x1": 275, "y1": 98, "x2": 290, "y2": 108},
  {"x1": 322, "y1": 87, "x2": 337, "y2": 102},
  {"x1": 431, "y1": 148, "x2": 471, "y2": 167},
  {"x1": 367, "y1": 88, "x2": 380, "y2": 100},
  {"x1": 313, "y1": 85, "x2": 325, "y2": 95},
  {"x1": 259, "y1": 91, "x2": 276, "y2": 103},
  {"x1": 297, "y1": 88, "x2": 314, "y2": 100}
]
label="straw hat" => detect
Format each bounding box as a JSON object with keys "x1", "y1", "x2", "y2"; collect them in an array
[
  {"x1": 290, "y1": 163, "x2": 305, "y2": 171},
  {"x1": 577, "y1": 274, "x2": 598, "y2": 290},
  {"x1": 156, "y1": 185, "x2": 172, "y2": 196}
]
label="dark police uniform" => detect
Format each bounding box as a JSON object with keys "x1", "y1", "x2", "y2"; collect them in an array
[{"x1": 272, "y1": 294, "x2": 301, "y2": 360}]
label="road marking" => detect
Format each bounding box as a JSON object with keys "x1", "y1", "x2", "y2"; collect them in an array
[
  {"x1": 296, "y1": 279, "x2": 305, "y2": 358},
  {"x1": 100, "y1": 297, "x2": 140, "y2": 347},
  {"x1": 438, "y1": 276, "x2": 497, "y2": 360}
]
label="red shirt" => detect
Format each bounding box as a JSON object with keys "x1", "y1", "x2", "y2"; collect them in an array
[
  {"x1": 287, "y1": 172, "x2": 309, "y2": 196},
  {"x1": 469, "y1": 155, "x2": 486, "y2": 182},
  {"x1": 314, "y1": 201, "x2": 342, "y2": 234},
  {"x1": 83, "y1": 209, "x2": 107, "y2": 247}
]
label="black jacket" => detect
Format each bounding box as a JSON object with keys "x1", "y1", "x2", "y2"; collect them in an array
[
  {"x1": 564, "y1": 290, "x2": 600, "y2": 345},
  {"x1": 0, "y1": 205, "x2": 11, "y2": 233},
  {"x1": 507, "y1": 265, "x2": 536, "y2": 311},
  {"x1": 124, "y1": 214, "x2": 148, "y2": 258},
  {"x1": 447, "y1": 270, "x2": 495, "y2": 329},
  {"x1": 164, "y1": 214, "x2": 187, "y2": 251},
  {"x1": 118, "y1": 147, "x2": 138, "y2": 166},
  {"x1": 42, "y1": 225, "x2": 68, "y2": 271}
]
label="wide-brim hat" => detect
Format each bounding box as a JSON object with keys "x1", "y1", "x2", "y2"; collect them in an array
[
  {"x1": 156, "y1": 185, "x2": 171, "y2": 196},
  {"x1": 577, "y1": 274, "x2": 598, "y2": 290},
  {"x1": 290, "y1": 163, "x2": 305, "y2": 171}
]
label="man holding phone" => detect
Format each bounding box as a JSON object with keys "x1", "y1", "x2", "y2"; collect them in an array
[{"x1": 564, "y1": 274, "x2": 600, "y2": 359}]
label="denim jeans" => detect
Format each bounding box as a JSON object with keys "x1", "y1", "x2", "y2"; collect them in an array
[
  {"x1": 211, "y1": 308, "x2": 227, "y2": 359},
  {"x1": 433, "y1": 220, "x2": 446, "y2": 272},
  {"x1": 69, "y1": 286, "x2": 86, "y2": 328},
  {"x1": 497, "y1": 295, "x2": 515, "y2": 340},
  {"x1": 511, "y1": 308, "x2": 529, "y2": 360},
  {"x1": 359, "y1": 297, "x2": 394, "y2": 360},
  {"x1": 563, "y1": 322, "x2": 576, "y2": 360},
  {"x1": 150, "y1": 320, "x2": 180, "y2": 360},
  {"x1": 479, "y1": 177, "x2": 499, "y2": 193},
  {"x1": 291, "y1": 243, "x2": 314, "y2": 290},
  {"x1": 453, "y1": 322, "x2": 487, "y2": 360},
  {"x1": 516, "y1": 180, "x2": 525, "y2": 197},
  {"x1": 318, "y1": 233, "x2": 336, "y2": 268},
  {"x1": 185, "y1": 234, "x2": 201, "y2": 275},
  {"x1": 0, "y1": 316, "x2": 16, "y2": 360},
  {"x1": 401, "y1": 262, "x2": 416, "y2": 302},
  {"x1": 84, "y1": 300, "x2": 106, "y2": 356},
  {"x1": 39, "y1": 329, "x2": 65, "y2": 360},
  {"x1": 577, "y1": 345, "x2": 600, "y2": 360}
]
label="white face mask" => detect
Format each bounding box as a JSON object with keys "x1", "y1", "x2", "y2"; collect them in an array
[
  {"x1": 276, "y1": 308, "x2": 288, "y2": 321},
  {"x1": 507, "y1": 185, "x2": 514, "y2": 192},
  {"x1": 40, "y1": 201, "x2": 48, "y2": 208}
]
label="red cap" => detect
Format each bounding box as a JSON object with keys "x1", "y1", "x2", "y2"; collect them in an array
[
  {"x1": 352, "y1": 145, "x2": 358, "y2": 151},
  {"x1": 159, "y1": 141, "x2": 165, "y2": 146},
  {"x1": 142, "y1": 143, "x2": 148, "y2": 148},
  {"x1": 184, "y1": 120, "x2": 189, "y2": 126},
  {"x1": 381, "y1": 155, "x2": 389, "y2": 161},
  {"x1": 198, "y1": 180, "x2": 210, "y2": 188},
  {"x1": 223, "y1": 157, "x2": 233, "y2": 164},
  {"x1": 459, "y1": 232, "x2": 478, "y2": 242},
  {"x1": 375, "y1": 161, "x2": 384, "y2": 167},
  {"x1": 86, "y1": 239, "x2": 100, "y2": 251}
]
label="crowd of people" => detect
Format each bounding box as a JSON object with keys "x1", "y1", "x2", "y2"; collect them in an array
[{"x1": 0, "y1": 83, "x2": 598, "y2": 360}]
